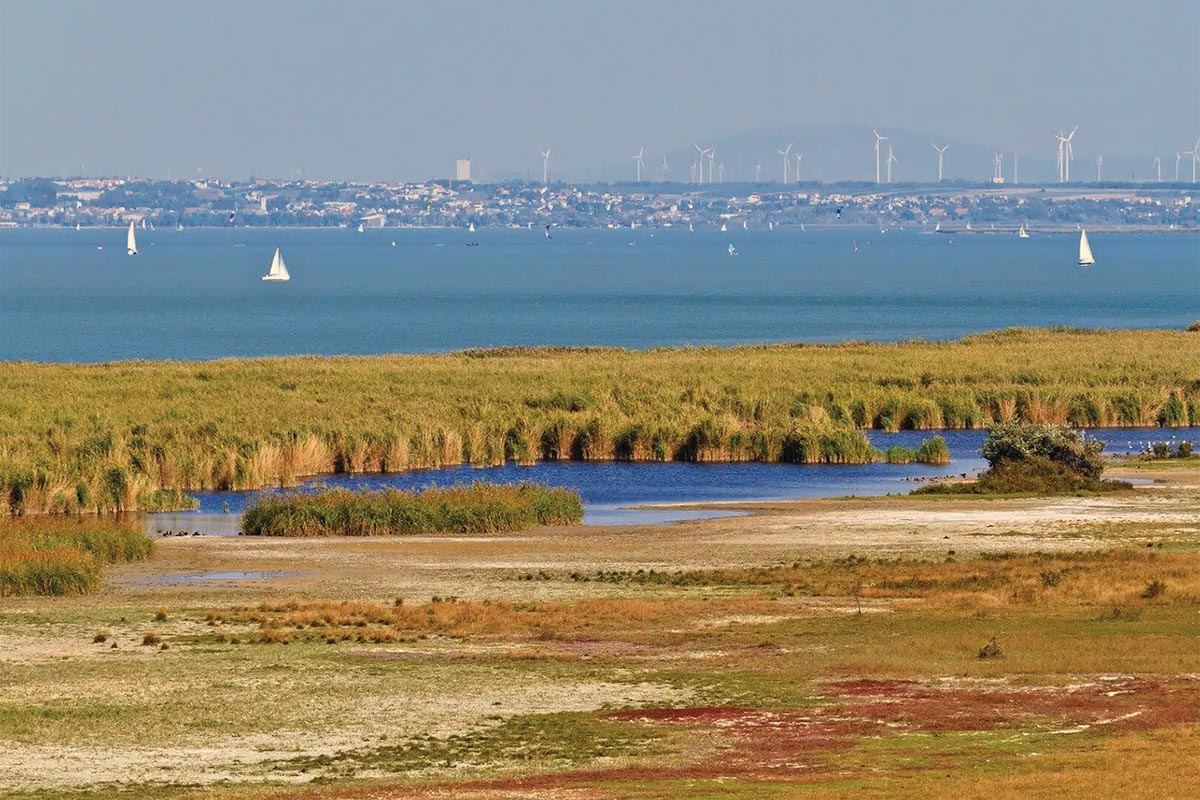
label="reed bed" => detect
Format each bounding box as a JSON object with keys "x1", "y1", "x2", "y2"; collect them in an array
[
  {"x1": 241, "y1": 482, "x2": 584, "y2": 537},
  {"x1": 0, "y1": 517, "x2": 152, "y2": 596},
  {"x1": 1, "y1": 328, "x2": 1195, "y2": 513}
]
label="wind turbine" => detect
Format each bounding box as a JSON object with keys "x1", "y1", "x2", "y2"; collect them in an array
[
  {"x1": 993, "y1": 150, "x2": 1004, "y2": 183},
  {"x1": 886, "y1": 145, "x2": 897, "y2": 183},
  {"x1": 754, "y1": 163, "x2": 763, "y2": 181},
  {"x1": 539, "y1": 147, "x2": 552, "y2": 185},
  {"x1": 1152, "y1": 155, "x2": 1162, "y2": 182},
  {"x1": 693, "y1": 144, "x2": 709, "y2": 184},
  {"x1": 873, "y1": 129, "x2": 887, "y2": 184},
  {"x1": 777, "y1": 142, "x2": 793, "y2": 183},
  {"x1": 1057, "y1": 125, "x2": 1078, "y2": 182},
  {"x1": 661, "y1": 155, "x2": 669, "y2": 181},
  {"x1": 690, "y1": 161, "x2": 698, "y2": 184},
  {"x1": 1189, "y1": 140, "x2": 1200, "y2": 183},
  {"x1": 1095, "y1": 154, "x2": 1103, "y2": 182},
  {"x1": 1175, "y1": 151, "x2": 1182, "y2": 182},
  {"x1": 795, "y1": 152, "x2": 804, "y2": 182},
  {"x1": 707, "y1": 148, "x2": 717, "y2": 183},
  {"x1": 632, "y1": 146, "x2": 645, "y2": 181},
  {"x1": 931, "y1": 143, "x2": 949, "y2": 181}
]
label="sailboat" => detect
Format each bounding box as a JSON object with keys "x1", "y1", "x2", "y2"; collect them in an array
[
  {"x1": 965, "y1": 221, "x2": 973, "y2": 231},
  {"x1": 688, "y1": 221, "x2": 694, "y2": 232},
  {"x1": 727, "y1": 242, "x2": 737, "y2": 256},
  {"x1": 262, "y1": 248, "x2": 290, "y2": 281},
  {"x1": 742, "y1": 220, "x2": 748, "y2": 230},
  {"x1": 357, "y1": 223, "x2": 364, "y2": 234},
  {"x1": 768, "y1": 221, "x2": 774, "y2": 231},
  {"x1": 1018, "y1": 225, "x2": 1030, "y2": 239},
  {"x1": 176, "y1": 221, "x2": 183, "y2": 232},
  {"x1": 1078, "y1": 230, "x2": 1095, "y2": 266},
  {"x1": 75, "y1": 223, "x2": 80, "y2": 231},
  {"x1": 468, "y1": 222, "x2": 475, "y2": 233},
  {"x1": 720, "y1": 222, "x2": 727, "y2": 232},
  {"x1": 140, "y1": 219, "x2": 148, "y2": 230},
  {"x1": 126, "y1": 221, "x2": 138, "y2": 255},
  {"x1": 800, "y1": 223, "x2": 806, "y2": 232}
]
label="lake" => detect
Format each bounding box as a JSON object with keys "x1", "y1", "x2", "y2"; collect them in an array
[{"x1": 2, "y1": 227, "x2": 1196, "y2": 362}]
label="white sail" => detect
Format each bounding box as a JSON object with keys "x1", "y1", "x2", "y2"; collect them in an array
[
  {"x1": 357, "y1": 223, "x2": 364, "y2": 233},
  {"x1": 742, "y1": 220, "x2": 748, "y2": 230},
  {"x1": 468, "y1": 222, "x2": 475, "y2": 232},
  {"x1": 127, "y1": 222, "x2": 138, "y2": 255},
  {"x1": 688, "y1": 221, "x2": 694, "y2": 232},
  {"x1": 720, "y1": 222, "x2": 727, "y2": 232},
  {"x1": 1078, "y1": 229, "x2": 1095, "y2": 266},
  {"x1": 1018, "y1": 225, "x2": 1029, "y2": 239},
  {"x1": 262, "y1": 247, "x2": 291, "y2": 281},
  {"x1": 727, "y1": 242, "x2": 737, "y2": 256}
]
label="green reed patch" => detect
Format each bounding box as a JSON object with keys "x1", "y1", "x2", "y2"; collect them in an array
[
  {"x1": 242, "y1": 482, "x2": 584, "y2": 537},
  {"x1": 0, "y1": 517, "x2": 152, "y2": 596},
  {"x1": 2, "y1": 328, "x2": 1196, "y2": 514}
]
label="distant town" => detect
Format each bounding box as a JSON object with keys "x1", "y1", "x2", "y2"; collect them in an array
[{"x1": 1, "y1": 171, "x2": 1197, "y2": 232}]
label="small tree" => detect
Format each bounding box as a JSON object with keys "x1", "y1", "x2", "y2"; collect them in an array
[{"x1": 980, "y1": 422, "x2": 1105, "y2": 479}]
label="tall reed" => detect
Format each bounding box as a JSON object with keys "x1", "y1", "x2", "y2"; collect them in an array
[
  {"x1": 0, "y1": 517, "x2": 152, "y2": 596},
  {"x1": 1, "y1": 328, "x2": 1194, "y2": 513},
  {"x1": 242, "y1": 482, "x2": 584, "y2": 537}
]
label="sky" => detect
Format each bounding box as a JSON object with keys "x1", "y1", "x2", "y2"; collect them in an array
[{"x1": 2, "y1": 0, "x2": 1198, "y2": 182}]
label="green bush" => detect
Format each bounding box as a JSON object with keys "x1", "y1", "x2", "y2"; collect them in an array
[{"x1": 980, "y1": 422, "x2": 1105, "y2": 479}]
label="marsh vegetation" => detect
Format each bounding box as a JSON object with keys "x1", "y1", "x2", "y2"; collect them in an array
[
  {"x1": 241, "y1": 482, "x2": 584, "y2": 537},
  {"x1": 2, "y1": 328, "x2": 1195, "y2": 514}
]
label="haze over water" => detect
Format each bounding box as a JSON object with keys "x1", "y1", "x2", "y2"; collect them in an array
[{"x1": 1, "y1": 227, "x2": 1196, "y2": 363}]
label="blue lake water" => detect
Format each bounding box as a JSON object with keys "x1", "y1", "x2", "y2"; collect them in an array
[
  {"x1": 146, "y1": 427, "x2": 1198, "y2": 534},
  {"x1": 2, "y1": 227, "x2": 1197, "y2": 362}
]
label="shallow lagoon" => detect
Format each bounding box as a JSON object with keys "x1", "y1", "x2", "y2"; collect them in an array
[{"x1": 147, "y1": 427, "x2": 1197, "y2": 534}]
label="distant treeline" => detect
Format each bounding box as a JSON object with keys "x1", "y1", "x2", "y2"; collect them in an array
[{"x1": 1, "y1": 327, "x2": 1196, "y2": 514}]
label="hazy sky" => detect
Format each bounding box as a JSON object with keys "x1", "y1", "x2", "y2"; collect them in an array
[{"x1": 2, "y1": 0, "x2": 1197, "y2": 181}]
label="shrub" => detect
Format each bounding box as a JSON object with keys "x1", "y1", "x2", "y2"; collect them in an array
[
  {"x1": 980, "y1": 422, "x2": 1105, "y2": 479},
  {"x1": 1141, "y1": 579, "x2": 1166, "y2": 599},
  {"x1": 977, "y1": 637, "x2": 1004, "y2": 659}
]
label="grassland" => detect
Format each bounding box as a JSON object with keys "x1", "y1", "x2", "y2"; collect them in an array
[
  {"x1": 241, "y1": 483, "x2": 583, "y2": 537},
  {"x1": 1, "y1": 327, "x2": 1197, "y2": 513},
  {"x1": 0, "y1": 461, "x2": 1196, "y2": 798}
]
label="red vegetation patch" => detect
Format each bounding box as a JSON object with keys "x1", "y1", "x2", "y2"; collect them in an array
[{"x1": 268, "y1": 677, "x2": 1200, "y2": 799}]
